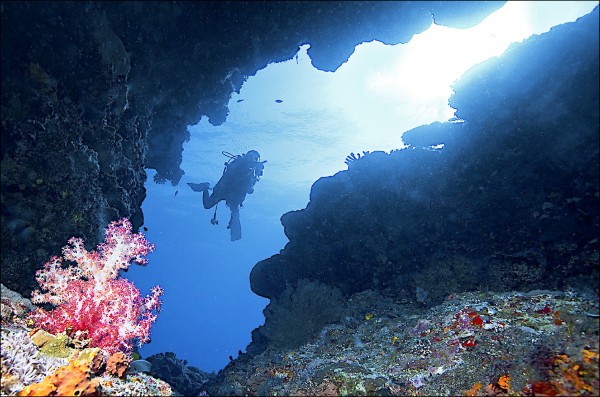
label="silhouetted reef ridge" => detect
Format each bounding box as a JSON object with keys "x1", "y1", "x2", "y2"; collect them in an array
[{"x1": 249, "y1": 6, "x2": 599, "y2": 352}]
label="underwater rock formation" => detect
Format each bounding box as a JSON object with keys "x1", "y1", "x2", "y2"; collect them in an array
[
  {"x1": 256, "y1": 279, "x2": 346, "y2": 351},
  {"x1": 146, "y1": 352, "x2": 214, "y2": 396},
  {"x1": 1, "y1": 1, "x2": 502, "y2": 298},
  {"x1": 249, "y1": 7, "x2": 599, "y2": 350}
]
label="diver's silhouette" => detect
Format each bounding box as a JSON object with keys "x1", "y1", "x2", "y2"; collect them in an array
[{"x1": 188, "y1": 150, "x2": 265, "y2": 241}]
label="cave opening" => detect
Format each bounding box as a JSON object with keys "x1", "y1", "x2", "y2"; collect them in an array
[{"x1": 124, "y1": 1, "x2": 598, "y2": 372}]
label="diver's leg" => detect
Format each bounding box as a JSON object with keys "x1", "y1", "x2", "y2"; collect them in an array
[
  {"x1": 202, "y1": 190, "x2": 220, "y2": 209},
  {"x1": 228, "y1": 206, "x2": 242, "y2": 241},
  {"x1": 202, "y1": 178, "x2": 228, "y2": 209},
  {"x1": 188, "y1": 182, "x2": 219, "y2": 208}
]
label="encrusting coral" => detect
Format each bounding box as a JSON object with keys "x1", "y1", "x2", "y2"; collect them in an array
[
  {"x1": 1, "y1": 321, "x2": 173, "y2": 396},
  {"x1": 1, "y1": 326, "x2": 67, "y2": 395}
]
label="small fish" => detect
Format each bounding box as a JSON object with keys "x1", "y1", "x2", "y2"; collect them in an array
[
  {"x1": 175, "y1": 190, "x2": 178, "y2": 197},
  {"x1": 127, "y1": 359, "x2": 152, "y2": 374},
  {"x1": 365, "y1": 312, "x2": 374, "y2": 321},
  {"x1": 237, "y1": 99, "x2": 244, "y2": 103},
  {"x1": 275, "y1": 99, "x2": 283, "y2": 103}
]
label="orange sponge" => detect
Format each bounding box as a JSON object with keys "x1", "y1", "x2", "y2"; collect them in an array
[
  {"x1": 106, "y1": 351, "x2": 131, "y2": 379},
  {"x1": 17, "y1": 359, "x2": 100, "y2": 396}
]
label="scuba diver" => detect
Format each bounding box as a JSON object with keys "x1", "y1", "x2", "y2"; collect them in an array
[{"x1": 187, "y1": 150, "x2": 266, "y2": 241}]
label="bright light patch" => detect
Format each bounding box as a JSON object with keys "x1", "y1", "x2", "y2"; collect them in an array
[{"x1": 340, "y1": 1, "x2": 599, "y2": 144}]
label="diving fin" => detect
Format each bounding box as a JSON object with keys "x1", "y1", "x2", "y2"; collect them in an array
[
  {"x1": 187, "y1": 182, "x2": 210, "y2": 192},
  {"x1": 229, "y1": 210, "x2": 242, "y2": 241}
]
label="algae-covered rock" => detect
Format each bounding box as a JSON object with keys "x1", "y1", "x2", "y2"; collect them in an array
[{"x1": 39, "y1": 333, "x2": 75, "y2": 359}]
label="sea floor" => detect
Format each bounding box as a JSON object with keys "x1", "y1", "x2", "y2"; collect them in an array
[
  {"x1": 205, "y1": 288, "x2": 600, "y2": 396},
  {"x1": 2, "y1": 285, "x2": 599, "y2": 396}
]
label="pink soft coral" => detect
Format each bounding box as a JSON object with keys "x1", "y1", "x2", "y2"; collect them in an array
[{"x1": 27, "y1": 218, "x2": 163, "y2": 354}]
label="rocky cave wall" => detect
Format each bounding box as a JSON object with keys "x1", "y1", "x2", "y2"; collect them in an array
[
  {"x1": 1, "y1": 1, "x2": 503, "y2": 298},
  {"x1": 248, "y1": 7, "x2": 599, "y2": 351}
]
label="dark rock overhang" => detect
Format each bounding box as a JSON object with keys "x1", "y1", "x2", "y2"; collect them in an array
[
  {"x1": 0, "y1": 1, "x2": 505, "y2": 297},
  {"x1": 2, "y1": 1, "x2": 506, "y2": 184}
]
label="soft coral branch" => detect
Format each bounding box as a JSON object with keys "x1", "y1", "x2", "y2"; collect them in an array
[{"x1": 28, "y1": 218, "x2": 163, "y2": 354}]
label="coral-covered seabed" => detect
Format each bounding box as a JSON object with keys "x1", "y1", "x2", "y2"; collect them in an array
[
  {"x1": 4, "y1": 281, "x2": 597, "y2": 396},
  {"x1": 204, "y1": 288, "x2": 599, "y2": 396}
]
